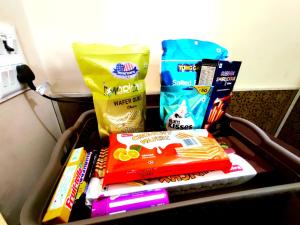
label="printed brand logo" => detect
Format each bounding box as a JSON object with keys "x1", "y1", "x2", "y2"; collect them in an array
[
  {"x1": 177, "y1": 64, "x2": 200, "y2": 72},
  {"x1": 79, "y1": 152, "x2": 92, "y2": 183},
  {"x1": 229, "y1": 164, "x2": 243, "y2": 172},
  {"x1": 112, "y1": 62, "x2": 139, "y2": 79},
  {"x1": 220, "y1": 70, "x2": 235, "y2": 76},
  {"x1": 159, "y1": 171, "x2": 210, "y2": 183},
  {"x1": 168, "y1": 118, "x2": 193, "y2": 130},
  {"x1": 65, "y1": 166, "x2": 83, "y2": 210},
  {"x1": 216, "y1": 76, "x2": 236, "y2": 82},
  {"x1": 104, "y1": 83, "x2": 142, "y2": 96},
  {"x1": 121, "y1": 133, "x2": 133, "y2": 137}
]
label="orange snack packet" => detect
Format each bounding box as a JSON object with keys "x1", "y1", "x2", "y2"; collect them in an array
[{"x1": 103, "y1": 130, "x2": 231, "y2": 185}]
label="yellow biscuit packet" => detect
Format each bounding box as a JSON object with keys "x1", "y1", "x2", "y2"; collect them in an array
[
  {"x1": 73, "y1": 43, "x2": 150, "y2": 138},
  {"x1": 42, "y1": 147, "x2": 86, "y2": 224}
]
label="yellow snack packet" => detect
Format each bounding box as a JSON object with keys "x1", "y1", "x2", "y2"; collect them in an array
[
  {"x1": 42, "y1": 147, "x2": 86, "y2": 224},
  {"x1": 73, "y1": 43, "x2": 150, "y2": 138}
]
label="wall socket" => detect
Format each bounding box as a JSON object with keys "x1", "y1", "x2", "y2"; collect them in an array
[{"x1": 0, "y1": 23, "x2": 27, "y2": 103}]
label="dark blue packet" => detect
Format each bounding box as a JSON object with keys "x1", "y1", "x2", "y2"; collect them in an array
[{"x1": 198, "y1": 60, "x2": 242, "y2": 129}]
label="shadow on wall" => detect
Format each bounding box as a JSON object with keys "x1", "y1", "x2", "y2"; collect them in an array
[
  {"x1": 25, "y1": 92, "x2": 59, "y2": 141},
  {"x1": 0, "y1": 91, "x2": 61, "y2": 225}
]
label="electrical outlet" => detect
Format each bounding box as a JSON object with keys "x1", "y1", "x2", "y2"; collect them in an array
[{"x1": 0, "y1": 23, "x2": 27, "y2": 103}]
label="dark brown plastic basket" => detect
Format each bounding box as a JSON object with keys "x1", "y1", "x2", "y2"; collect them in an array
[{"x1": 21, "y1": 109, "x2": 300, "y2": 225}]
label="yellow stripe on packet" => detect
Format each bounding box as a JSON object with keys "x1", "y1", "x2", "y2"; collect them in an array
[{"x1": 42, "y1": 147, "x2": 86, "y2": 224}]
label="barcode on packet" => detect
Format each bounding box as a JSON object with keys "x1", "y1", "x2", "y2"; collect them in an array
[
  {"x1": 182, "y1": 138, "x2": 200, "y2": 147},
  {"x1": 198, "y1": 66, "x2": 216, "y2": 85}
]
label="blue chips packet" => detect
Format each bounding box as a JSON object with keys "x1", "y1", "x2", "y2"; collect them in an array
[
  {"x1": 160, "y1": 86, "x2": 213, "y2": 130},
  {"x1": 161, "y1": 39, "x2": 228, "y2": 86}
]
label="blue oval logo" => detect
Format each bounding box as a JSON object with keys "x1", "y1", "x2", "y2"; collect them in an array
[{"x1": 112, "y1": 62, "x2": 139, "y2": 79}]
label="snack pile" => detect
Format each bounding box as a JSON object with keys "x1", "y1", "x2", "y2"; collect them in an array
[
  {"x1": 42, "y1": 40, "x2": 255, "y2": 224},
  {"x1": 160, "y1": 39, "x2": 241, "y2": 130}
]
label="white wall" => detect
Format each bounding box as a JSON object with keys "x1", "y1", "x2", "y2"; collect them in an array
[
  {"x1": 0, "y1": 1, "x2": 61, "y2": 224},
  {"x1": 21, "y1": 0, "x2": 300, "y2": 94}
]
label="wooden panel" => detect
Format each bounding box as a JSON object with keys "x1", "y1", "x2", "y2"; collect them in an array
[
  {"x1": 57, "y1": 91, "x2": 297, "y2": 139},
  {"x1": 227, "y1": 90, "x2": 297, "y2": 135},
  {"x1": 278, "y1": 96, "x2": 300, "y2": 150}
]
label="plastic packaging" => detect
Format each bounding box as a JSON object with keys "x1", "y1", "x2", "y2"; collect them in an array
[
  {"x1": 42, "y1": 147, "x2": 87, "y2": 224},
  {"x1": 198, "y1": 60, "x2": 241, "y2": 128},
  {"x1": 85, "y1": 148, "x2": 108, "y2": 206},
  {"x1": 91, "y1": 189, "x2": 169, "y2": 217},
  {"x1": 160, "y1": 86, "x2": 213, "y2": 130},
  {"x1": 69, "y1": 150, "x2": 99, "y2": 221},
  {"x1": 97, "y1": 152, "x2": 256, "y2": 197},
  {"x1": 103, "y1": 130, "x2": 232, "y2": 186},
  {"x1": 73, "y1": 43, "x2": 150, "y2": 138},
  {"x1": 161, "y1": 39, "x2": 228, "y2": 86}
]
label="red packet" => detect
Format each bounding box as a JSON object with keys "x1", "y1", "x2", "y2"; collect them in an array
[{"x1": 103, "y1": 130, "x2": 231, "y2": 185}]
